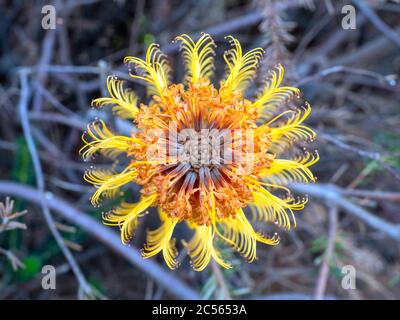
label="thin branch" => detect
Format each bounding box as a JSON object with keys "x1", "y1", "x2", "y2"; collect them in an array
[
  {"x1": 314, "y1": 205, "x2": 338, "y2": 300},
  {"x1": 291, "y1": 183, "x2": 400, "y2": 242},
  {"x1": 204, "y1": 11, "x2": 262, "y2": 38},
  {"x1": 317, "y1": 131, "x2": 382, "y2": 161},
  {"x1": 317, "y1": 131, "x2": 400, "y2": 181},
  {"x1": 32, "y1": 30, "x2": 56, "y2": 111},
  {"x1": 275, "y1": 0, "x2": 316, "y2": 10},
  {"x1": 343, "y1": 189, "x2": 400, "y2": 202},
  {"x1": 295, "y1": 65, "x2": 397, "y2": 88},
  {"x1": 28, "y1": 111, "x2": 86, "y2": 130},
  {"x1": 210, "y1": 260, "x2": 231, "y2": 300},
  {"x1": 0, "y1": 248, "x2": 25, "y2": 271},
  {"x1": 36, "y1": 83, "x2": 76, "y2": 116},
  {"x1": 22, "y1": 65, "x2": 130, "y2": 80}
]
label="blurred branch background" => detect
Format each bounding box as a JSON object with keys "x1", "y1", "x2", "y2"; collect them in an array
[{"x1": 0, "y1": 0, "x2": 399, "y2": 299}]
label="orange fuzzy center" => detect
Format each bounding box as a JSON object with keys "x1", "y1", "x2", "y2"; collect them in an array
[{"x1": 130, "y1": 79, "x2": 274, "y2": 225}]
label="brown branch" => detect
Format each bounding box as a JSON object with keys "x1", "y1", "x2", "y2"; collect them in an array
[
  {"x1": 317, "y1": 131, "x2": 382, "y2": 161},
  {"x1": 314, "y1": 205, "x2": 338, "y2": 300},
  {"x1": 295, "y1": 65, "x2": 398, "y2": 89},
  {"x1": 317, "y1": 131, "x2": 400, "y2": 181},
  {"x1": 291, "y1": 183, "x2": 400, "y2": 242},
  {"x1": 210, "y1": 260, "x2": 231, "y2": 300},
  {"x1": 343, "y1": 189, "x2": 400, "y2": 202},
  {"x1": 28, "y1": 111, "x2": 86, "y2": 130},
  {"x1": 32, "y1": 30, "x2": 56, "y2": 111}
]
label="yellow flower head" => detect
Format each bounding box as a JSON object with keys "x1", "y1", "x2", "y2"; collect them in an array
[{"x1": 81, "y1": 34, "x2": 318, "y2": 271}]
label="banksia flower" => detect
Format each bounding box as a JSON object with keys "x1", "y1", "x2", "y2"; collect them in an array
[{"x1": 81, "y1": 34, "x2": 318, "y2": 271}]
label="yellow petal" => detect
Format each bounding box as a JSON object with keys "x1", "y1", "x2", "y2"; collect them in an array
[
  {"x1": 248, "y1": 180, "x2": 307, "y2": 229},
  {"x1": 80, "y1": 120, "x2": 145, "y2": 160},
  {"x1": 267, "y1": 103, "x2": 316, "y2": 153},
  {"x1": 103, "y1": 194, "x2": 157, "y2": 244},
  {"x1": 142, "y1": 212, "x2": 179, "y2": 269},
  {"x1": 92, "y1": 76, "x2": 139, "y2": 120},
  {"x1": 221, "y1": 36, "x2": 264, "y2": 95},
  {"x1": 260, "y1": 151, "x2": 319, "y2": 185},
  {"x1": 175, "y1": 33, "x2": 215, "y2": 83},
  {"x1": 217, "y1": 209, "x2": 277, "y2": 262},
  {"x1": 184, "y1": 224, "x2": 231, "y2": 271},
  {"x1": 252, "y1": 64, "x2": 299, "y2": 117},
  {"x1": 84, "y1": 167, "x2": 138, "y2": 206},
  {"x1": 125, "y1": 44, "x2": 170, "y2": 97}
]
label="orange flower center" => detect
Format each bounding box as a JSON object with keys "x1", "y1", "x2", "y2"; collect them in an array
[{"x1": 131, "y1": 80, "x2": 273, "y2": 225}]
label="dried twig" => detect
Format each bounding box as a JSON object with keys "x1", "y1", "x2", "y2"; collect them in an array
[
  {"x1": 0, "y1": 248, "x2": 25, "y2": 271},
  {"x1": 32, "y1": 30, "x2": 56, "y2": 111},
  {"x1": 295, "y1": 65, "x2": 398, "y2": 88},
  {"x1": 210, "y1": 260, "x2": 231, "y2": 300},
  {"x1": 0, "y1": 197, "x2": 27, "y2": 232},
  {"x1": 317, "y1": 131, "x2": 400, "y2": 181},
  {"x1": 291, "y1": 183, "x2": 400, "y2": 242},
  {"x1": 343, "y1": 189, "x2": 400, "y2": 202},
  {"x1": 0, "y1": 197, "x2": 27, "y2": 271},
  {"x1": 203, "y1": 11, "x2": 262, "y2": 38},
  {"x1": 314, "y1": 205, "x2": 338, "y2": 300},
  {"x1": 317, "y1": 131, "x2": 382, "y2": 161},
  {"x1": 28, "y1": 111, "x2": 86, "y2": 130}
]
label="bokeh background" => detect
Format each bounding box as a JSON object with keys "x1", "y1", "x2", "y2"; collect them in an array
[{"x1": 0, "y1": 0, "x2": 399, "y2": 299}]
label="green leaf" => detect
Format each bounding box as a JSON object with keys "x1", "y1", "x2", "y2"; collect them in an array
[
  {"x1": 15, "y1": 255, "x2": 42, "y2": 281},
  {"x1": 310, "y1": 236, "x2": 327, "y2": 254}
]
